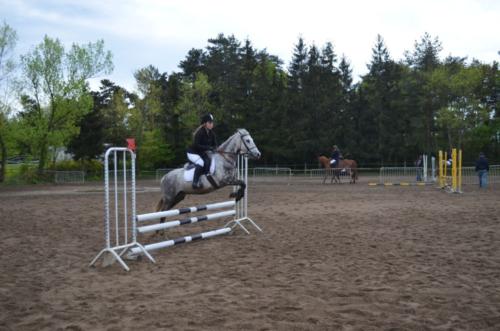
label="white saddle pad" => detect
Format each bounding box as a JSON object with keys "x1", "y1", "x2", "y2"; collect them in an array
[{"x1": 183, "y1": 159, "x2": 216, "y2": 182}]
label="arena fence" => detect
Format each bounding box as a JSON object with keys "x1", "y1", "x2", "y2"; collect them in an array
[
  {"x1": 42, "y1": 170, "x2": 86, "y2": 184},
  {"x1": 378, "y1": 166, "x2": 436, "y2": 184},
  {"x1": 461, "y1": 165, "x2": 500, "y2": 185},
  {"x1": 245, "y1": 167, "x2": 380, "y2": 184},
  {"x1": 251, "y1": 167, "x2": 292, "y2": 184},
  {"x1": 244, "y1": 165, "x2": 498, "y2": 188}
]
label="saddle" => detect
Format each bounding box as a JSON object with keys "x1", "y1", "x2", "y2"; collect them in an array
[{"x1": 183, "y1": 157, "x2": 216, "y2": 182}]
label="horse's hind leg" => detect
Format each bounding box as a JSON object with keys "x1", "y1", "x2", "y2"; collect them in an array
[
  {"x1": 331, "y1": 170, "x2": 338, "y2": 184},
  {"x1": 156, "y1": 192, "x2": 186, "y2": 236},
  {"x1": 167, "y1": 191, "x2": 186, "y2": 211}
]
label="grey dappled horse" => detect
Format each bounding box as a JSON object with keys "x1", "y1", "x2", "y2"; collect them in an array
[{"x1": 156, "y1": 129, "x2": 261, "y2": 215}]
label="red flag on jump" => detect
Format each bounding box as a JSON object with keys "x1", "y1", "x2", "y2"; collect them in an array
[{"x1": 126, "y1": 138, "x2": 136, "y2": 152}]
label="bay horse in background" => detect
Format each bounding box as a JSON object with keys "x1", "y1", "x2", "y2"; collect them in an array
[{"x1": 318, "y1": 156, "x2": 358, "y2": 184}]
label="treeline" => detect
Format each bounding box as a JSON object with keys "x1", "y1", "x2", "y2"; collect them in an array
[{"x1": 1, "y1": 22, "x2": 499, "y2": 182}]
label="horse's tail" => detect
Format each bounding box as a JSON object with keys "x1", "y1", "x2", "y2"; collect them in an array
[
  {"x1": 353, "y1": 161, "x2": 359, "y2": 180},
  {"x1": 156, "y1": 197, "x2": 165, "y2": 212}
]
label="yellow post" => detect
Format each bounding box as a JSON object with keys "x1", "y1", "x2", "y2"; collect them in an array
[
  {"x1": 458, "y1": 149, "x2": 462, "y2": 193},
  {"x1": 438, "y1": 150, "x2": 443, "y2": 188},
  {"x1": 452, "y1": 148, "x2": 457, "y2": 192},
  {"x1": 444, "y1": 151, "x2": 448, "y2": 185}
]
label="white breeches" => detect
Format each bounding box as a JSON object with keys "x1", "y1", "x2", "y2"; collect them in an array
[{"x1": 187, "y1": 153, "x2": 204, "y2": 166}]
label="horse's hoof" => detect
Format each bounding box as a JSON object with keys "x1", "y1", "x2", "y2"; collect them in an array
[{"x1": 235, "y1": 192, "x2": 244, "y2": 201}]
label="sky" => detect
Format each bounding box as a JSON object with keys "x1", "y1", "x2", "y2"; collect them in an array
[{"x1": 2, "y1": 0, "x2": 500, "y2": 92}]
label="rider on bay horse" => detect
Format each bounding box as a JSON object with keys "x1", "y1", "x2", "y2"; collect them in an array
[
  {"x1": 330, "y1": 145, "x2": 342, "y2": 168},
  {"x1": 186, "y1": 113, "x2": 217, "y2": 189}
]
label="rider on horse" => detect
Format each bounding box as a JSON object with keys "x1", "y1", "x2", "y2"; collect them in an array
[
  {"x1": 330, "y1": 145, "x2": 341, "y2": 168},
  {"x1": 186, "y1": 113, "x2": 218, "y2": 189}
]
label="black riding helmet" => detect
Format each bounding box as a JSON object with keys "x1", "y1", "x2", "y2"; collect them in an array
[{"x1": 200, "y1": 113, "x2": 214, "y2": 124}]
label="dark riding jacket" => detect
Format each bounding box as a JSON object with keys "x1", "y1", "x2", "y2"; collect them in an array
[
  {"x1": 331, "y1": 150, "x2": 340, "y2": 164},
  {"x1": 188, "y1": 127, "x2": 217, "y2": 156},
  {"x1": 475, "y1": 156, "x2": 489, "y2": 171}
]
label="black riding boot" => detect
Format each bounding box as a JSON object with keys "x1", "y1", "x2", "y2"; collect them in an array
[{"x1": 192, "y1": 165, "x2": 204, "y2": 189}]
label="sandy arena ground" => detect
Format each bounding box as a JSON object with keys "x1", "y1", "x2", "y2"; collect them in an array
[{"x1": 1, "y1": 178, "x2": 499, "y2": 330}]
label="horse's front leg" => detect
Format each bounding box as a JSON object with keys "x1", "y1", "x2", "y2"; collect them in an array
[
  {"x1": 228, "y1": 178, "x2": 246, "y2": 201},
  {"x1": 331, "y1": 169, "x2": 336, "y2": 184}
]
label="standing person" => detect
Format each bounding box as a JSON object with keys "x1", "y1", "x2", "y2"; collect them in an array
[
  {"x1": 330, "y1": 145, "x2": 341, "y2": 168},
  {"x1": 475, "y1": 152, "x2": 489, "y2": 188},
  {"x1": 415, "y1": 155, "x2": 423, "y2": 181},
  {"x1": 186, "y1": 113, "x2": 217, "y2": 189}
]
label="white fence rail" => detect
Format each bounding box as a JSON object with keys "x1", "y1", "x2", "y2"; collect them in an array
[
  {"x1": 461, "y1": 165, "x2": 500, "y2": 185},
  {"x1": 379, "y1": 166, "x2": 436, "y2": 184},
  {"x1": 43, "y1": 170, "x2": 85, "y2": 184},
  {"x1": 252, "y1": 167, "x2": 292, "y2": 177},
  {"x1": 250, "y1": 167, "x2": 292, "y2": 184}
]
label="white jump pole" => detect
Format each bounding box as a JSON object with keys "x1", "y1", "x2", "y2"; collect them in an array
[
  {"x1": 431, "y1": 156, "x2": 436, "y2": 182},
  {"x1": 423, "y1": 154, "x2": 428, "y2": 182}
]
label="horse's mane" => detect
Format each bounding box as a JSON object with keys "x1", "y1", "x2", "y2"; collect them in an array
[
  {"x1": 216, "y1": 129, "x2": 247, "y2": 153},
  {"x1": 318, "y1": 155, "x2": 330, "y2": 168}
]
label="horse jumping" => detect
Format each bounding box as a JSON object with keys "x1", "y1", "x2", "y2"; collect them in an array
[
  {"x1": 157, "y1": 129, "x2": 261, "y2": 215},
  {"x1": 89, "y1": 146, "x2": 260, "y2": 271},
  {"x1": 318, "y1": 156, "x2": 358, "y2": 184}
]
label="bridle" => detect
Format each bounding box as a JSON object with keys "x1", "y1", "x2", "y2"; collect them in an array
[{"x1": 238, "y1": 131, "x2": 260, "y2": 156}]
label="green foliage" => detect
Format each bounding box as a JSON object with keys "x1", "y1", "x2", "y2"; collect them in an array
[
  {"x1": 19, "y1": 35, "x2": 113, "y2": 171},
  {"x1": 175, "y1": 73, "x2": 216, "y2": 144},
  {"x1": 18, "y1": 163, "x2": 41, "y2": 184},
  {"x1": 0, "y1": 21, "x2": 18, "y2": 183},
  {"x1": 433, "y1": 63, "x2": 489, "y2": 149},
  {"x1": 6, "y1": 31, "x2": 500, "y2": 174},
  {"x1": 137, "y1": 129, "x2": 174, "y2": 170},
  {"x1": 47, "y1": 159, "x2": 101, "y2": 172}
]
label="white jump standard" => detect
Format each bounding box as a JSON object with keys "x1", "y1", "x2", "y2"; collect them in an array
[
  {"x1": 89, "y1": 148, "x2": 155, "y2": 272},
  {"x1": 89, "y1": 148, "x2": 260, "y2": 271}
]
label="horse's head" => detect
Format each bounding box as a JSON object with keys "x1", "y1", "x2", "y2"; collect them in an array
[
  {"x1": 318, "y1": 155, "x2": 330, "y2": 168},
  {"x1": 236, "y1": 129, "x2": 261, "y2": 159},
  {"x1": 217, "y1": 129, "x2": 261, "y2": 159}
]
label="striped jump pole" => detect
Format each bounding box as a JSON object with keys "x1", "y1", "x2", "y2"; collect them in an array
[
  {"x1": 137, "y1": 200, "x2": 235, "y2": 222},
  {"x1": 128, "y1": 200, "x2": 238, "y2": 257},
  {"x1": 138, "y1": 209, "x2": 236, "y2": 233},
  {"x1": 129, "y1": 227, "x2": 231, "y2": 255},
  {"x1": 368, "y1": 182, "x2": 434, "y2": 186}
]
